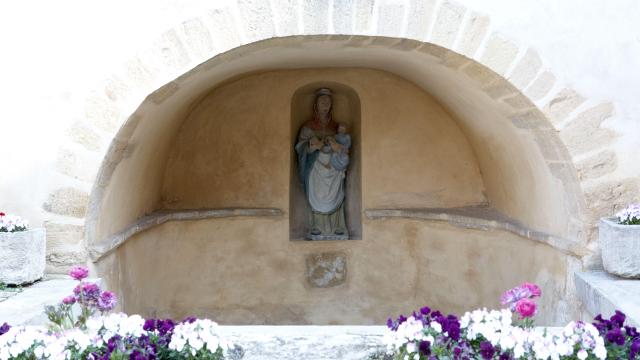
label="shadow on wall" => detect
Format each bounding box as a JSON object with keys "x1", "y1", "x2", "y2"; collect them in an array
[{"x1": 289, "y1": 82, "x2": 362, "y2": 240}]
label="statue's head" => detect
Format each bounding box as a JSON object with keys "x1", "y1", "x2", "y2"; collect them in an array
[{"x1": 314, "y1": 88, "x2": 333, "y2": 120}]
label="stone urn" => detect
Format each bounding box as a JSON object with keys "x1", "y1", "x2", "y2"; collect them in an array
[
  {"x1": 599, "y1": 217, "x2": 640, "y2": 278},
  {"x1": 0, "y1": 228, "x2": 46, "y2": 285}
]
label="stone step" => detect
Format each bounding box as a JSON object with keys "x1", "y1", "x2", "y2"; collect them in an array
[
  {"x1": 0, "y1": 276, "x2": 100, "y2": 326},
  {"x1": 575, "y1": 271, "x2": 640, "y2": 327}
]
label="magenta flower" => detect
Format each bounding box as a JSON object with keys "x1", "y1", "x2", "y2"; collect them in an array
[
  {"x1": 97, "y1": 291, "x2": 117, "y2": 312},
  {"x1": 69, "y1": 266, "x2": 89, "y2": 281},
  {"x1": 62, "y1": 296, "x2": 76, "y2": 305},
  {"x1": 521, "y1": 282, "x2": 542, "y2": 298},
  {"x1": 515, "y1": 298, "x2": 537, "y2": 318}
]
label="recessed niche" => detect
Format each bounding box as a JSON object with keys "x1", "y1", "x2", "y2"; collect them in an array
[{"x1": 289, "y1": 82, "x2": 362, "y2": 241}]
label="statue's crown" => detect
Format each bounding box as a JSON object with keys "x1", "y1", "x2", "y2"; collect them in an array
[{"x1": 315, "y1": 88, "x2": 333, "y2": 96}]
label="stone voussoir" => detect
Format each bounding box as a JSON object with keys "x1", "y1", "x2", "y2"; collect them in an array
[
  {"x1": 559, "y1": 102, "x2": 617, "y2": 156},
  {"x1": 455, "y1": 11, "x2": 490, "y2": 57},
  {"x1": 272, "y1": 0, "x2": 299, "y2": 36},
  {"x1": 583, "y1": 178, "x2": 640, "y2": 221},
  {"x1": 206, "y1": 7, "x2": 244, "y2": 52},
  {"x1": 303, "y1": 0, "x2": 330, "y2": 34},
  {"x1": 524, "y1": 70, "x2": 556, "y2": 101},
  {"x1": 406, "y1": 0, "x2": 437, "y2": 40},
  {"x1": 67, "y1": 121, "x2": 104, "y2": 152},
  {"x1": 332, "y1": 0, "x2": 353, "y2": 34},
  {"x1": 238, "y1": 0, "x2": 276, "y2": 40},
  {"x1": 180, "y1": 17, "x2": 216, "y2": 60},
  {"x1": 543, "y1": 88, "x2": 586, "y2": 126},
  {"x1": 479, "y1": 33, "x2": 519, "y2": 75},
  {"x1": 354, "y1": 0, "x2": 375, "y2": 34},
  {"x1": 151, "y1": 29, "x2": 192, "y2": 71},
  {"x1": 576, "y1": 150, "x2": 618, "y2": 181},
  {"x1": 84, "y1": 94, "x2": 124, "y2": 133},
  {"x1": 55, "y1": 148, "x2": 100, "y2": 183},
  {"x1": 430, "y1": 0, "x2": 466, "y2": 48},
  {"x1": 376, "y1": 2, "x2": 405, "y2": 37},
  {"x1": 508, "y1": 48, "x2": 543, "y2": 90},
  {"x1": 43, "y1": 188, "x2": 90, "y2": 218}
]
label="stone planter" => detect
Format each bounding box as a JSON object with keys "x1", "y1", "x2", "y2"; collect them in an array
[
  {"x1": 600, "y1": 217, "x2": 640, "y2": 278},
  {"x1": 0, "y1": 228, "x2": 46, "y2": 285}
]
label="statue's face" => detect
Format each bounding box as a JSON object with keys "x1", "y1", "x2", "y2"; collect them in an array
[{"x1": 316, "y1": 95, "x2": 332, "y2": 118}]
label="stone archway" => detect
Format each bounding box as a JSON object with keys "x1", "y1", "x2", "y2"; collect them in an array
[{"x1": 40, "y1": 0, "x2": 636, "y2": 323}]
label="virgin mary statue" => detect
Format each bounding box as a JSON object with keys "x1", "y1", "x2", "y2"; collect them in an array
[{"x1": 295, "y1": 88, "x2": 350, "y2": 240}]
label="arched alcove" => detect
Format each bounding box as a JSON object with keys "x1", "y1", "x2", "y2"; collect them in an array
[{"x1": 85, "y1": 36, "x2": 589, "y2": 325}]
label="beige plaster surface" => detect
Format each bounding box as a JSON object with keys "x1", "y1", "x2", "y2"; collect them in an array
[
  {"x1": 89, "y1": 39, "x2": 585, "y2": 256},
  {"x1": 116, "y1": 218, "x2": 570, "y2": 325},
  {"x1": 161, "y1": 69, "x2": 486, "y2": 211}
]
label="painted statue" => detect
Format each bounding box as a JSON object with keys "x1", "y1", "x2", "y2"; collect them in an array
[{"x1": 295, "y1": 88, "x2": 350, "y2": 240}]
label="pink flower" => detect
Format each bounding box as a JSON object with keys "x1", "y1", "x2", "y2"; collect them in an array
[
  {"x1": 62, "y1": 296, "x2": 76, "y2": 305},
  {"x1": 515, "y1": 298, "x2": 537, "y2": 319},
  {"x1": 0, "y1": 212, "x2": 5, "y2": 217},
  {"x1": 97, "y1": 291, "x2": 117, "y2": 312},
  {"x1": 69, "y1": 266, "x2": 89, "y2": 281},
  {"x1": 521, "y1": 282, "x2": 542, "y2": 298}
]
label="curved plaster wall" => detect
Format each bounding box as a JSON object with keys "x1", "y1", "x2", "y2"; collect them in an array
[{"x1": 89, "y1": 37, "x2": 584, "y2": 249}]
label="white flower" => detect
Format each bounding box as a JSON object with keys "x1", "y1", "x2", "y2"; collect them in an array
[
  {"x1": 429, "y1": 321, "x2": 442, "y2": 333},
  {"x1": 577, "y1": 349, "x2": 588, "y2": 360}
]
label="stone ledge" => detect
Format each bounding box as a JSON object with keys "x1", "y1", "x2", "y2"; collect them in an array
[
  {"x1": 575, "y1": 271, "x2": 640, "y2": 327},
  {"x1": 218, "y1": 326, "x2": 386, "y2": 360},
  {"x1": 88, "y1": 208, "x2": 284, "y2": 262},
  {"x1": 365, "y1": 206, "x2": 588, "y2": 257}
]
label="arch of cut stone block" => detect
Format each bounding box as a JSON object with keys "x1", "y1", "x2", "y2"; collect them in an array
[{"x1": 43, "y1": 1, "x2": 633, "y2": 281}]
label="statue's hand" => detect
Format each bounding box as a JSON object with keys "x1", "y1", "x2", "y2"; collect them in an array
[
  {"x1": 328, "y1": 138, "x2": 342, "y2": 152},
  {"x1": 309, "y1": 137, "x2": 322, "y2": 151}
]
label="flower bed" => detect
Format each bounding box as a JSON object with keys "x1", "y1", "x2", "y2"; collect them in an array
[
  {"x1": 384, "y1": 283, "x2": 640, "y2": 359},
  {"x1": 2, "y1": 270, "x2": 639, "y2": 359},
  {"x1": 0, "y1": 266, "x2": 233, "y2": 359}
]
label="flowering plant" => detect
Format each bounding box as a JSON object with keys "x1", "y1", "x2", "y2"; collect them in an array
[
  {"x1": 617, "y1": 204, "x2": 640, "y2": 225},
  {"x1": 383, "y1": 282, "x2": 640, "y2": 359},
  {"x1": 44, "y1": 266, "x2": 117, "y2": 332},
  {"x1": 0, "y1": 212, "x2": 28, "y2": 233},
  {"x1": 0, "y1": 266, "x2": 234, "y2": 359}
]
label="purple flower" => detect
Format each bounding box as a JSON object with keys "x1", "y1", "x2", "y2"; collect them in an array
[
  {"x1": 386, "y1": 318, "x2": 394, "y2": 330},
  {"x1": 107, "y1": 335, "x2": 121, "y2": 352},
  {"x1": 97, "y1": 291, "x2": 117, "y2": 312},
  {"x1": 606, "y1": 328, "x2": 626, "y2": 346},
  {"x1": 420, "y1": 306, "x2": 431, "y2": 315},
  {"x1": 627, "y1": 325, "x2": 640, "y2": 338},
  {"x1": 419, "y1": 340, "x2": 431, "y2": 356},
  {"x1": 74, "y1": 282, "x2": 101, "y2": 300},
  {"x1": 157, "y1": 319, "x2": 175, "y2": 335},
  {"x1": 69, "y1": 266, "x2": 89, "y2": 281},
  {"x1": 611, "y1": 310, "x2": 626, "y2": 327},
  {"x1": 62, "y1": 296, "x2": 76, "y2": 305},
  {"x1": 143, "y1": 319, "x2": 157, "y2": 332},
  {"x1": 182, "y1": 316, "x2": 197, "y2": 324},
  {"x1": 0, "y1": 322, "x2": 10, "y2": 336},
  {"x1": 397, "y1": 315, "x2": 407, "y2": 325},
  {"x1": 631, "y1": 338, "x2": 640, "y2": 359},
  {"x1": 499, "y1": 352, "x2": 512, "y2": 360},
  {"x1": 480, "y1": 341, "x2": 495, "y2": 360}
]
